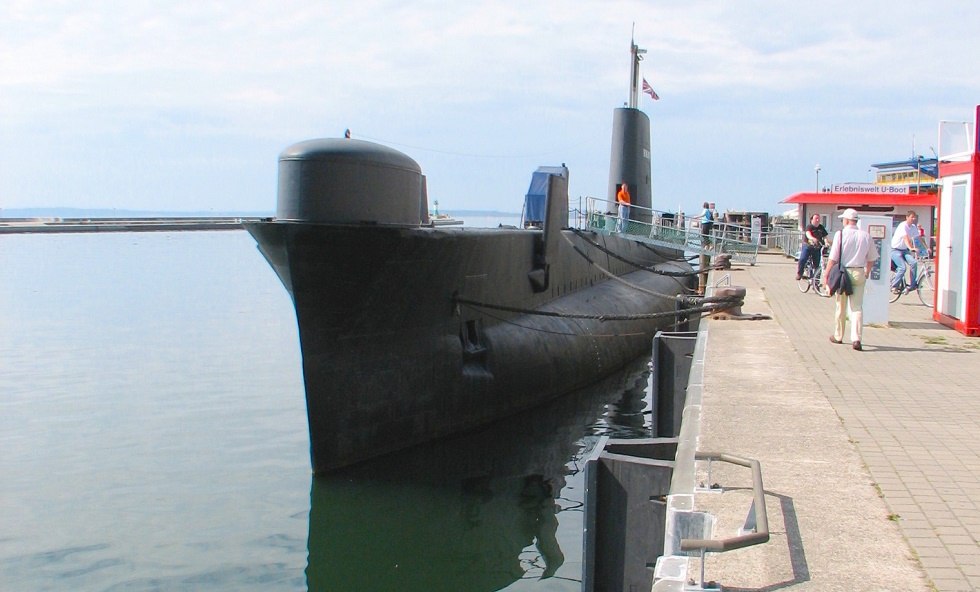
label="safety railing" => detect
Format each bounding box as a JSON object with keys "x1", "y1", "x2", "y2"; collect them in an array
[
  {"x1": 584, "y1": 197, "x2": 762, "y2": 264},
  {"x1": 684, "y1": 452, "x2": 769, "y2": 552},
  {"x1": 767, "y1": 225, "x2": 804, "y2": 259},
  {"x1": 653, "y1": 450, "x2": 769, "y2": 592}
]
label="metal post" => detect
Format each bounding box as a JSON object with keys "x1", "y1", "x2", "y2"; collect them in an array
[
  {"x1": 698, "y1": 254, "x2": 709, "y2": 295},
  {"x1": 699, "y1": 548, "x2": 706, "y2": 589}
]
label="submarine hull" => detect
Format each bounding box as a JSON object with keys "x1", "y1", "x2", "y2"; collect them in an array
[{"x1": 247, "y1": 220, "x2": 692, "y2": 473}]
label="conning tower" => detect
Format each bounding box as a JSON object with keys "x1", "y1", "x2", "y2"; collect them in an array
[{"x1": 608, "y1": 39, "x2": 653, "y2": 224}]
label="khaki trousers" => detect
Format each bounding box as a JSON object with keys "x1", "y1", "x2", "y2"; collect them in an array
[{"x1": 834, "y1": 268, "x2": 867, "y2": 343}]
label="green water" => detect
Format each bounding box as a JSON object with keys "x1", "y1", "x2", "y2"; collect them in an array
[{"x1": 0, "y1": 231, "x2": 653, "y2": 591}]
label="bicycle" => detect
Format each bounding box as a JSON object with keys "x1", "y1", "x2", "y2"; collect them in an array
[
  {"x1": 797, "y1": 247, "x2": 830, "y2": 297},
  {"x1": 889, "y1": 255, "x2": 935, "y2": 306}
]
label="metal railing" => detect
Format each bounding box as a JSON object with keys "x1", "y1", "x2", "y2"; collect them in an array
[
  {"x1": 676, "y1": 451, "x2": 770, "y2": 591},
  {"x1": 768, "y1": 225, "x2": 804, "y2": 259},
  {"x1": 584, "y1": 198, "x2": 763, "y2": 264},
  {"x1": 683, "y1": 451, "x2": 769, "y2": 553}
]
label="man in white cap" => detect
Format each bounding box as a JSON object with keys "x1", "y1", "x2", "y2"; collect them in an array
[{"x1": 822, "y1": 208, "x2": 878, "y2": 351}]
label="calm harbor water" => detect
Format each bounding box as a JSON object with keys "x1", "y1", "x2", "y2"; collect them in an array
[{"x1": 0, "y1": 226, "x2": 654, "y2": 592}]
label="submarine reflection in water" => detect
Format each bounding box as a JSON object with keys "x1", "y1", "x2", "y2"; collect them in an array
[{"x1": 305, "y1": 357, "x2": 652, "y2": 592}]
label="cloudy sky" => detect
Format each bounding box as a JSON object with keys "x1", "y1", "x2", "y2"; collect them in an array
[{"x1": 2, "y1": 1, "x2": 979, "y2": 217}]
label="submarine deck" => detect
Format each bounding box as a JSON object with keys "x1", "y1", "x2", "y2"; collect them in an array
[{"x1": 583, "y1": 199, "x2": 762, "y2": 265}]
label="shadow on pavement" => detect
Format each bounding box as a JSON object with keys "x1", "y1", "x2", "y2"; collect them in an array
[
  {"x1": 866, "y1": 344, "x2": 973, "y2": 354},
  {"x1": 887, "y1": 321, "x2": 943, "y2": 330},
  {"x1": 709, "y1": 488, "x2": 810, "y2": 592}
]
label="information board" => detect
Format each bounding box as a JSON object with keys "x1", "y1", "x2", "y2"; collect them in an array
[{"x1": 868, "y1": 224, "x2": 885, "y2": 281}]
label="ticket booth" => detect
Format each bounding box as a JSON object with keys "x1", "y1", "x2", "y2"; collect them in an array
[{"x1": 934, "y1": 105, "x2": 980, "y2": 335}]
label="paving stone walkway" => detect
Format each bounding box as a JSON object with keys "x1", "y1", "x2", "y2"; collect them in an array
[{"x1": 696, "y1": 252, "x2": 979, "y2": 591}]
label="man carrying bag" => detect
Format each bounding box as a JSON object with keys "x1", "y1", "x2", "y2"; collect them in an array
[{"x1": 822, "y1": 209, "x2": 878, "y2": 351}]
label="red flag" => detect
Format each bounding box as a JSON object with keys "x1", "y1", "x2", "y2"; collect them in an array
[{"x1": 642, "y1": 78, "x2": 659, "y2": 100}]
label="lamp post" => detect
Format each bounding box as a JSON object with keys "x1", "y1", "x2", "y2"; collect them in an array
[
  {"x1": 916, "y1": 155, "x2": 922, "y2": 194},
  {"x1": 815, "y1": 164, "x2": 821, "y2": 192}
]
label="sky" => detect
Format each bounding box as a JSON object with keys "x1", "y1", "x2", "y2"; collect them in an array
[{"x1": 2, "y1": 0, "x2": 979, "y2": 217}]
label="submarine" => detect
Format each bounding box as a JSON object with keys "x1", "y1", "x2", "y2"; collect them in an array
[{"x1": 246, "y1": 41, "x2": 696, "y2": 474}]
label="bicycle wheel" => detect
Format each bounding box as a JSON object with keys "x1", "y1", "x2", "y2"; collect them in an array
[
  {"x1": 916, "y1": 266, "x2": 935, "y2": 307},
  {"x1": 797, "y1": 262, "x2": 811, "y2": 293},
  {"x1": 888, "y1": 270, "x2": 901, "y2": 303},
  {"x1": 815, "y1": 276, "x2": 831, "y2": 297}
]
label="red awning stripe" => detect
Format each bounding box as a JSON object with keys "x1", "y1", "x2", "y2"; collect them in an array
[{"x1": 781, "y1": 192, "x2": 938, "y2": 206}]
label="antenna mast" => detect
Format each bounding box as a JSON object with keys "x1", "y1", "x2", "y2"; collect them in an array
[{"x1": 628, "y1": 32, "x2": 646, "y2": 109}]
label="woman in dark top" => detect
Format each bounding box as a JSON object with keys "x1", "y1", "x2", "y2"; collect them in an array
[{"x1": 797, "y1": 213, "x2": 828, "y2": 280}]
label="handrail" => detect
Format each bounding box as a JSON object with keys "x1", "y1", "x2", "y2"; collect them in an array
[
  {"x1": 680, "y1": 451, "x2": 769, "y2": 552},
  {"x1": 585, "y1": 196, "x2": 760, "y2": 238},
  {"x1": 770, "y1": 226, "x2": 802, "y2": 254},
  {"x1": 583, "y1": 196, "x2": 762, "y2": 264}
]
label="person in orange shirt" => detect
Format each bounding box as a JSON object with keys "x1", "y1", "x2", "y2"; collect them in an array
[{"x1": 616, "y1": 181, "x2": 631, "y2": 232}]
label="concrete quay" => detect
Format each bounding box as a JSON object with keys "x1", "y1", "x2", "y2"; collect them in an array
[
  {"x1": 0, "y1": 216, "x2": 266, "y2": 234},
  {"x1": 691, "y1": 252, "x2": 979, "y2": 591}
]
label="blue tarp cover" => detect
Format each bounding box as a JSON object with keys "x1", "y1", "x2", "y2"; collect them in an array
[{"x1": 524, "y1": 166, "x2": 567, "y2": 222}]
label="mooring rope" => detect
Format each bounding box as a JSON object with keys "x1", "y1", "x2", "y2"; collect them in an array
[
  {"x1": 447, "y1": 227, "x2": 745, "y2": 330},
  {"x1": 570, "y1": 228, "x2": 724, "y2": 279},
  {"x1": 560, "y1": 231, "x2": 692, "y2": 300},
  {"x1": 469, "y1": 305, "x2": 655, "y2": 338},
  {"x1": 560, "y1": 231, "x2": 741, "y2": 307},
  {"x1": 636, "y1": 240, "x2": 692, "y2": 263},
  {"x1": 454, "y1": 295, "x2": 739, "y2": 322}
]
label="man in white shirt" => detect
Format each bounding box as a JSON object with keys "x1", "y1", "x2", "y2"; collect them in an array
[
  {"x1": 822, "y1": 208, "x2": 878, "y2": 351},
  {"x1": 890, "y1": 211, "x2": 920, "y2": 293}
]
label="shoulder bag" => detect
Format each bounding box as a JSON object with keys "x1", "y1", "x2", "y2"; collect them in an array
[{"x1": 827, "y1": 241, "x2": 853, "y2": 296}]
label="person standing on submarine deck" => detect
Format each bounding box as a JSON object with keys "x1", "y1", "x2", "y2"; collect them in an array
[
  {"x1": 616, "y1": 181, "x2": 631, "y2": 233},
  {"x1": 699, "y1": 202, "x2": 713, "y2": 246}
]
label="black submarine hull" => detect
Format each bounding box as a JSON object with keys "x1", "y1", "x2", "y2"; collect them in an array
[
  {"x1": 247, "y1": 218, "x2": 692, "y2": 473},
  {"x1": 247, "y1": 83, "x2": 690, "y2": 473}
]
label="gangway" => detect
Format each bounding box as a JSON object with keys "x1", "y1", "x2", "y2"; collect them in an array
[{"x1": 583, "y1": 198, "x2": 761, "y2": 265}]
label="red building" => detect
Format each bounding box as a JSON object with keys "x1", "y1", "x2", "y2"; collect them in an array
[
  {"x1": 782, "y1": 185, "x2": 938, "y2": 241},
  {"x1": 934, "y1": 106, "x2": 980, "y2": 335}
]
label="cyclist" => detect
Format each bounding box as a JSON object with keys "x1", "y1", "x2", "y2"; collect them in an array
[
  {"x1": 796, "y1": 213, "x2": 829, "y2": 280},
  {"x1": 890, "y1": 210, "x2": 920, "y2": 294}
]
